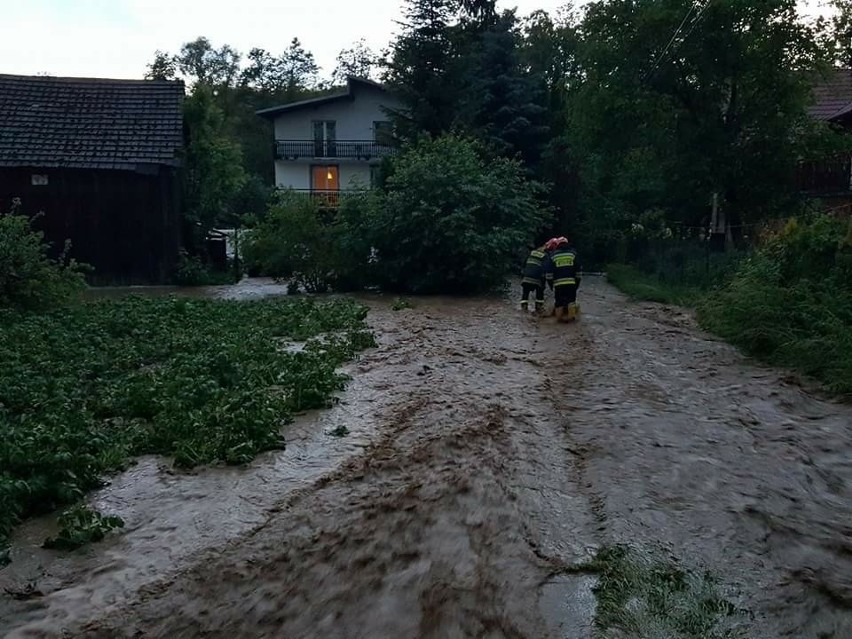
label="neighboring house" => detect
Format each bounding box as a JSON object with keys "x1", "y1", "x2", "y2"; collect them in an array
[
  {"x1": 0, "y1": 74, "x2": 184, "y2": 284},
  {"x1": 799, "y1": 68, "x2": 852, "y2": 201},
  {"x1": 256, "y1": 77, "x2": 401, "y2": 204}
]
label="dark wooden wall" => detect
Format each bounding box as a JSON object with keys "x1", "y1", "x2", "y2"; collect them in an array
[{"x1": 0, "y1": 165, "x2": 181, "y2": 285}]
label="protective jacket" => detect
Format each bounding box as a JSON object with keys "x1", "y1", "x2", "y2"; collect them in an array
[
  {"x1": 546, "y1": 246, "x2": 580, "y2": 288},
  {"x1": 522, "y1": 248, "x2": 550, "y2": 286}
]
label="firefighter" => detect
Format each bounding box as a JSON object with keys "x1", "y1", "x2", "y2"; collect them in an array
[
  {"x1": 545, "y1": 236, "x2": 581, "y2": 322},
  {"x1": 520, "y1": 244, "x2": 549, "y2": 314}
]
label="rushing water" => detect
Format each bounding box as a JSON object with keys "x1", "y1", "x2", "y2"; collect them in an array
[{"x1": 2, "y1": 278, "x2": 850, "y2": 638}]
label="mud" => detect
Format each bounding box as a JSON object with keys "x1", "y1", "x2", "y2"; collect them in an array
[{"x1": 2, "y1": 278, "x2": 851, "y2": 638}]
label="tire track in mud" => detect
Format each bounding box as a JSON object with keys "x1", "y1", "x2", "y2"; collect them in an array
[{"x1": 65, "y1": 297, "x2": 601, "y2": 639}]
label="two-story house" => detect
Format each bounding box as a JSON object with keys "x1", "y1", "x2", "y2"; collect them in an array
[{"x1": 257, "y1": 77, "x2": 401, "y2": 205}]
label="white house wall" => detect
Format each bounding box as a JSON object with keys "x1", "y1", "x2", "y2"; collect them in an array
[{"x1": 273, "y1": 85, "x2": 401, "y2": 141}]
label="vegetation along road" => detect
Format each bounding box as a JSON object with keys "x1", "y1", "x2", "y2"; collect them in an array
[{"x1": 0, "y1": 278, "x2": 849, "y2": 638}]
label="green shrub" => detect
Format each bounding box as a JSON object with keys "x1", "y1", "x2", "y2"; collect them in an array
[
  {"x1": 0, "y1": 200, "x2": 87, "y2": 310},
  {"x1": 364, "y1": 135, "x2": 548, "y2": 294},
  {"x1": 173, "y1": 249, "x2": 238, "y2": 286},
  {"x1": 243, "y1": 193, "x2": 342, "y2": 293},
  {"x1": 699, "y1": 214, "x2": 852, "y2": 395}
]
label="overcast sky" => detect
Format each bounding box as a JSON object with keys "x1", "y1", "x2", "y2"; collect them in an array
[{"x1": 0, "y1": 0, "x2": 833, "y2": 81}]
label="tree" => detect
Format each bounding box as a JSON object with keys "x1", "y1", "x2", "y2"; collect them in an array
[
  {"x1": 239, "y1": 39, "x2": 320, "y2": 95},
  {"x1": 363, "y1": 135, "x2": 547, "y2": 293},
  {"x1": 384, "y1": 0, "x2": 460, "y2": 138},
  {"x1": 176, "y1": 37, "x2": 241, "y2": 87},
  {"x1": 332, "y1": 39, "x2": 377, "y2": 84},
  {"x1": 456, "y1": 10, "x2": 549, "y2": 167},
  {"x1": 566, "y1": 0, "x2": 831, "y2": 240},
  {"x1": 145, "y1": 51, "x2": 177, "y2": 81},
  {"x1": 182, "y1": 86, "x2": 247, "y2": 251}
]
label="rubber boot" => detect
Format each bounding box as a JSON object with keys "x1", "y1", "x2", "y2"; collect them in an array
[
  {"x1": 566, "y1": 304, "x2": 577, "y2": 322},
  {"x1": 520, "y1": 300, "x2": 529, "y2": 312},
  {"x1": 554, "y1": 306, "x2": 565, "y2": 322},
  {"x1": 534, "y1": 300, "x2": 545, "y2": 316}
]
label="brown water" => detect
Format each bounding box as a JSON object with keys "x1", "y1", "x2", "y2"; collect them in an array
[{"x1": 2, "y1": 278, "x2": 850, "y2": 638}]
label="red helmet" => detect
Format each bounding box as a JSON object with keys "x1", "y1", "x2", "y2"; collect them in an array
[{"x1": 545, "y1": 236, "x2": 569, "y2": 251}]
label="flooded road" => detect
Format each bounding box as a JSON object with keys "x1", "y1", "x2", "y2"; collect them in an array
[{"x1": 2, "y1": 278, "x2": 851, "y2": 637}]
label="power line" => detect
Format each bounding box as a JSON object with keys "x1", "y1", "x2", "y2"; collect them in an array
[
  {"x1": 644, "y1": 1, "x2": 698, "y2": 81},
  {"x1": 644, "y1": 0, "x2": 713, "y2": 82}
]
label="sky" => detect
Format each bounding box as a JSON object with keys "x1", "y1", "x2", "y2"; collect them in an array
[{"x1": 0, "y1": 0, "x2": 834, "y2": 81}]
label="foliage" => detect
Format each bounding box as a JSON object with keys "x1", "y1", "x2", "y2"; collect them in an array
[
  {"x1": 699, "y1": 214, "x2": 852, "y2": 395},
  {"x1": 363, "y1": 135, "x2": 547, "y2": 294},
  {"x1": 392, "y1": 297, "x2": 414, "y2": 311},
  {"x1": 563, "y1": 0, "x2": 837, "y2": 249},
  {"x1": 580, "y1": 545, "x2": 742, "y2": 638},
  {"x1": 384, "y1": 0, "x2": 461, "y2": 138},
  {"x1": 0, "y1": 296, "x2": 374, "y2": 554},
  {"x1": 243, "y1": 194, "x2": 338, "y2": 293},
  {"x1": 332, "y1": 39, "x2": 378, "y2": 85},
  {"x1": 43, "y1": 506, "x2": 125, "y2": 550},
  {"x1": 175, "y1": 37, "x2": 241, "y2": 88},
  {"x1": 606, "y1": 264, "x2": 702, "y2": 306},
  {"x1": 182, "y1": 86, "x2": 247, "y2": 251},
  {"x1": 0, "y1": 201, "x2": 87, "y2": 310},
  {"x1": 144, "y1": 50, "x2": 177, "y2": 81},
  {"x1": 328, "y1": 425, "x2": 350, "y2": 438},
  {"x1": 173, "y1": 249, "x2": 238, "y2": 286},
  {"x1": 240, "y1": 39, "x2": 321, "y2": 94}
]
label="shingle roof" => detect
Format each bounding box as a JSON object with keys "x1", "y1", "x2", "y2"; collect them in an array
[
  {"x1": 809, "y1": 68, "x2": 852, "y2": 122},
  {"x1": 0, "y1": 74, "x2": 184, "y2": 170}
]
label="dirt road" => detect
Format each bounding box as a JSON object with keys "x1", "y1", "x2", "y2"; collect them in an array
[{"x1": 2, "y1": 278, "x2": 851, "y2": 638}]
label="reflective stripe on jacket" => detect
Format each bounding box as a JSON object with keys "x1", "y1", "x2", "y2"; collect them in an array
[
  {"x1": 522, "y1": 249, "x2": 549, "y2": 285},
  {"x1": 547, "y1": 247, "x2": 579, "y2": 288}
]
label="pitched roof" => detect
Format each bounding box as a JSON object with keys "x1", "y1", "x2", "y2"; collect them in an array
[
  {"x1": 809, "y1": 68, "x2": 852, "y2": 122},
  {"x1": 0, "y1": 74, "x2": 184, "y2": 170},
  {"x1": 256, "y1": 77, "x2": 388, "y2": 119}
]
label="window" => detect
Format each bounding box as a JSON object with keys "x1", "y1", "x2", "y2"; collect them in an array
[
  {"x1": 374, "y1": 121, "x2": 393, "y2": 145},
  {"x1": 312, "y1": 121, "x2": 337, "y2": 157}
]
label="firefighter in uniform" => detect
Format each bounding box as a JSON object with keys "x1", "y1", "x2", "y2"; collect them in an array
[
  {"x1": 520, "y1": 244, "x2": 549, "y2": 314},
  {"x1": 545, "y1": 236, "x2": 580, "y2": 322}
]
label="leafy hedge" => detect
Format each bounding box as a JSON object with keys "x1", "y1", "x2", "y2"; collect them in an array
[
  {"x1": 699, "y1": 214, "x2": 852, "y2": 395},
  {"x1": 0, "y1": 296, "x2": 375, "y2": 557}
]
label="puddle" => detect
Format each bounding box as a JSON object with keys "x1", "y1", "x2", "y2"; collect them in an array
[{"x1": 539, "y1": 575, "x2": 597, "y2": 639}]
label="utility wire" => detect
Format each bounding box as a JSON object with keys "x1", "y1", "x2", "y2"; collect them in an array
[
  {"x1": 643, "y1": 1, "x2": 698, "y2": 81},
  {"x1": 644, "y1": 0, "x2": 713, "y2": 82}
]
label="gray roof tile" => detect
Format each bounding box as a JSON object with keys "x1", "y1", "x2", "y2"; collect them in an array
[{"x1": 0, "y1": 74, "x2": 184, "y2": 169}]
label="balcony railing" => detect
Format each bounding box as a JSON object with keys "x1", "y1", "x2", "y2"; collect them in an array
[
  {"x1": 276, "y1": 188, "x2": 371, "y2": 208},
  {"x1": 275, "y1": 140, "x2": 398, "y2": 161},
  {"x1": 797, "y1": 156, "x2": 852, "y2": 194}
]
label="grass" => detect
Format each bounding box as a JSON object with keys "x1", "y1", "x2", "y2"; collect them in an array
[
  {"x1": 606, "y1": 264, "x2": 703, "y2": 306},
  {"x1": 579, "y1": 545, "x2": 743, "y2": 638},
  {"x1": 391, "y1": 297, "x2": 414, "y2": 311},
  {"x1": 0, "y1": 296, "x2": 375, "y2": 557}
]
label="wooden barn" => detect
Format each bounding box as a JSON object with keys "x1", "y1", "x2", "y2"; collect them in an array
[{"x1": 0, "y1": 74, "x2": 184, "y2": 284}]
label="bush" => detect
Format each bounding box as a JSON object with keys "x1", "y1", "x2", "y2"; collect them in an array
[
  {"x1": 173, "y1": 249, "x2": 237, "y2": 286},
  {"x1": 699, "y1": 214, "x2": 852, "y2": 395},
  {"x1": 365, "y1": 135, "x2": 547, "y2": 294},
  {"x1": 0, "y1": 200, "x2": 87, "y2": 310},
  {"x1": 243, "y1": 193, "x2": 341, "y2": 293}
]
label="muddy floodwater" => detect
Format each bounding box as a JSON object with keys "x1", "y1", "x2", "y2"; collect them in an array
[{"x1": 2, "y1": 278, "x2": 851, "y2": 638}]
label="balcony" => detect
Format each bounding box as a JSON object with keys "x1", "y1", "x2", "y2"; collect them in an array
[
  {"x1": 797, "y1": 156, "x2": 852, "y2": 195},
  {"x1": 277, "y1": 188, "x2": 371, "y2": 208},
  {"x1": 275, "y1": 140, "x2": 398, "y2": 161}
]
